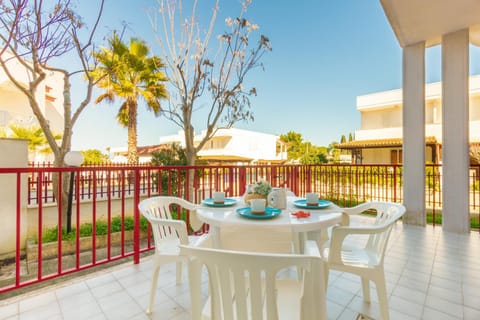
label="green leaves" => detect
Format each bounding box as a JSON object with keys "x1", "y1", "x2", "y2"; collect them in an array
[
  {"x1": 91, "y1": 32, "x2": 169, "y2": 163},
  {"x1": 9, "y1": 125, "x2": 62, "y2": 153},
  {"x1": 280, "y1": 131, "x2": 329, "y2": 164}
]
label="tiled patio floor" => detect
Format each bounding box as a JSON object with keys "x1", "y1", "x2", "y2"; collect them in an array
[{"x1": 1, "y1": 221, "x2": 480, "y2": 320}]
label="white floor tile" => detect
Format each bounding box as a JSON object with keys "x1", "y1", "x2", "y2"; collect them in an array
[
  {"x1": 424, "y1": 295, "x2": 464, "y2": 318},
  {"x1": 0, "y1": 302, "x2": 18, "y2": 319},
  {"x1": 18, "y1": 302, "x2": 62, "y2": 320},
  {"x1": 18, "y1": 292, "x2": 57, "y2": 313},
  {"x1": 391, "y1": 284, "x2": 426, "y2": 305},
  {"x1": 422, "y1": 306, "x2": 461, "y2": 320},
  {"x1": 464, "y1": 305, "x2": 480, "y2": 320},
  {"x1": 427, "y1": 283, "x2": 463, "y2": 304},
  {"x1": 388, "y1": 295, "x2": 424, "y2": 318},
  {"x1": 1, "y1": 223, "x2": 479, "y2": 319}
]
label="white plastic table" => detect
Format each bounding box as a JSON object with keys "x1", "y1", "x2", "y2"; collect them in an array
[
  {"x1": 196, "y1": 196, "x2": 343, "y2": 253},
  {"x1": 189, "y1": 196, "x2": 338, "y2": 320}
]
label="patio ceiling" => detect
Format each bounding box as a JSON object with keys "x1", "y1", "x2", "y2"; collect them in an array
[{"x1": 380, "y1": 0, "x2": 480, "y2": 47}]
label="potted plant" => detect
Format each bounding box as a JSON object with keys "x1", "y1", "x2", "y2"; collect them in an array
[{"x1": 244, "y1": 179, "x2": 272, "y2": 204}]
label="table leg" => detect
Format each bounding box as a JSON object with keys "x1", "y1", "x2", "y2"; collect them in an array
[
  {"x1": 292, "y1": 231, "x2": 304, "y2": 254},
  {"x1": 306, "y1": 229, "x2": 331, "y2": 251}
]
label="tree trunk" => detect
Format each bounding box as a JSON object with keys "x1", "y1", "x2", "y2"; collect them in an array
[
  {"x1": 51, "y1": 157, "x2": 71, "y2": 231},
  {"x1": 127, "y1": 100, "x2": 138, "y2": 164},
  {"x1": 183, "y1": 122, "x2": 196, "y2": 201}
]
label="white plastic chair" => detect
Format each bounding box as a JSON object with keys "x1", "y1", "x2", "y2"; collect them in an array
[
  {"x1": 321, "y1": 201, "x2": 405, "y2": 320},
  {"x1": 181, "y1": 240, "x2": 327, "y2": 320},
  {"x1": 138, "y1": 196, "x2": 205, "y2": 314}
]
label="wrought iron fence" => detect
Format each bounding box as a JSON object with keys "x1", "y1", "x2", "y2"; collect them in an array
[{"x1": 1, "y1": 163, "x2": 479, "y2": 295}]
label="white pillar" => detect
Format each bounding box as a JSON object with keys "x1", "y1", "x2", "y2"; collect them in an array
[
  {"x1": 402, "y1": 42, "x2": 426, "y2": 226},
  {"x1": 442, "y1": 29, "x2": 470, "y2": 233}
]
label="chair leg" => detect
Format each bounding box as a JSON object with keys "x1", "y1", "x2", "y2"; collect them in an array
[
  {"x1": 323, "y1": 267, "x2": 329, "y2": 291},
  {"x1": 375, "y1": 277, "x2": 390, "y2": 320},
  {"x1": 361, "y1": 277, "x2": 371, "y2": 303},
  {"x1": 188, "y1": 259, "x2": 203, "y2": 320},
  {"x1": 147, "y1": 264, "x2": 161, "y2": 314},
  {"x1": 176, "y1": 261, "x2": 183, "y2": 284}
]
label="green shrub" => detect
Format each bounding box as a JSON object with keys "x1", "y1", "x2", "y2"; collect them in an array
[
  {"x1": 37, "y1": 215, "x2": 150, "y2": 244},
  {"x1": 94, "y1": 221, "x2": 109, "y2": 235},
  {"x1": 41, "y1": 227, "x2": 76, "y2": 243}
]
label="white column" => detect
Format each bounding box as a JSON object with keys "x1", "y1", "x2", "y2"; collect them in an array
[
  {"x1": 402, "y1": 42, "x2": 426, "y2": 226},
  {"x1": 442, "y1": 29, "x2": 470, "y2": 233}
]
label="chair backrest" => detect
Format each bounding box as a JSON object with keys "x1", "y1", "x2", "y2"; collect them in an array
[
  {"x1": 366, "y1": 202, "x2": 405, "y2": 260},
  {"x1": 331, "y1": 202, "x2": 405, "y2": 267},
  {"x1": 180, "y1": 245, "x2": 320, "y2": 320},
  {"x1": 355, "y1": 202, "x2": 405, "y2": 264},
  {"x1": 138, "y1": 196, "x2": 197, "y2": 251}
]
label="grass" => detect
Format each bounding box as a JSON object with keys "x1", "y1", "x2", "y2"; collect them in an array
[
  {"x1": 426, "y1": 210, "x2": 480, "y2": 229},
  {"x1": 38, "y1": 215, "x2": 150, "y2": 244},
  {"x1": 329, "y1": 197, "x2": 480, "y2": 230},
  {"x1": 38, "y1": 206, "x2": 192, "y2": 244}
]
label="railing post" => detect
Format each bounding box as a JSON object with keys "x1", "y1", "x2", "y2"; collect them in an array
[
  {"x1": 75, "y1": 168, "x2": 81, "y2": 269},
  {"x1": 133, "y1": 168, "x2": 141, "y2": 264},
  {"x1": 228, "y1": 169, "x2": 234, "y2": 197},
  {"x1": 306, "y1": 165, "x2": 312, "y2": 194},
  {"x1": 37, "y1": 172, "x2": 43, "y2": 280},
  {"x1": 239, "y1": 167, "x2": 247, "y2": 195},
  {"x1": 57, "y1": 171, "x2": 63, "y2": 274},
  {"x1": 393, "y1": 165, "x2": 397, "y2": 202},
  {"x1": 15, "y1": 173, "x2": 21, "y2": 287}
]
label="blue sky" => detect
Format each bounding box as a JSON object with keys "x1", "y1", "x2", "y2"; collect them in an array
[{"x1": 71, "y1": 0, "x2": 480, "y2": 152}]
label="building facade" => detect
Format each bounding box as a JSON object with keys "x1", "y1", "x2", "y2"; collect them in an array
[
  {"x1": 0, "y1": 51, "x2": 64, "y2": 161},
  {"x1": 338, "y1": 75, "x2": 480, "y2": 164},
  {"x1": 110, "y1": 128, "x2": 288, "y2": 164}
]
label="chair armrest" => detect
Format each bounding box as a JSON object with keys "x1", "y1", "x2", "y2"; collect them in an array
[
  {"x1": 340, "y1": 202, "x2": 375, "y2": 226},
  {"x1": 172, "y1": 199, "x2": 203, "y2": 232},
  {"x1": 340, "y1": 202, "x2": 391, "y2": 226},
  {"x1": 174, "y1": 197, "x2": 199, "y2": 211},
  {"x1": 328, "y1": 223, "x2": 392, "y2": 264},
  {"x1": 341, "y1": 202, "x2": 375, "y2": 216},
  {"x1": 147, "y1": 217, "x2": 189, "y2": 244}
]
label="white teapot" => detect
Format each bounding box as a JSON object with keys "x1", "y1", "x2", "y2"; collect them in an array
[{"x1": 267, "y1": 188, "x2": 287, "y2": 209}]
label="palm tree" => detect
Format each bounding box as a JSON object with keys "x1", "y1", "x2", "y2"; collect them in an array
[
  {"x1": 9, "y1": 125, "x2": 62, "y2": 161},
  {"x1": 92, "y1": 33, "x2": 168, "y2": 164}
]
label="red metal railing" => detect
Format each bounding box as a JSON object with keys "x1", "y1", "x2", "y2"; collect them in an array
[{"x1": 1, "y1": 163, "x2": 480, "y2": 295}]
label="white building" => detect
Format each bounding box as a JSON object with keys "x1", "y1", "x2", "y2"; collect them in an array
[
  {"x1": 339, "y1": 75, "x2": 480, "y2": 164},
  {"x1": 111, "y1": 128, "x2": 288, "y2": 164},
  {"x1": 195, "y1": 128, "x2": 288, "y2": 164},
  {"x1": 0, "y1": 51, "x2": 64, "y2": 161}
]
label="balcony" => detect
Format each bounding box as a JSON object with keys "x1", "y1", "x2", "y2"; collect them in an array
[
  {"x1": 1, "y1": 220, "x2": 479, "y2": 319},
  {"x1": 0, "y1": 163, "x2": 479, "y2": 319}
]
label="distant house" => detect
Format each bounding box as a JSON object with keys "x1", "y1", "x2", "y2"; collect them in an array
[
  {"x1": 195, "y1": 128, "x2": 288, "y2": 164},
  {"x1": 109, "y1": 145, "x2": 171, "y2": 164},
  {"x1": 110, "y1": 128, "x2": 288, "y2": 164},
  {"x1": 337, "y1": 75, "x2": 480, "y2": 164},
  {"x1": 0, "y1": 51, "x2": 64, "y2": 162}
]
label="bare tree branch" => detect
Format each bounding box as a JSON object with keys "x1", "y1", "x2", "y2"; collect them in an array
[
  {"x1": 0, "y1": 0, "x2": 106, "y2": 228},
  {"x1": 150, "y1": 0, "x2": 270, "y2": 165}
]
